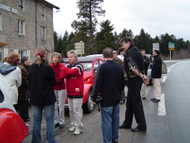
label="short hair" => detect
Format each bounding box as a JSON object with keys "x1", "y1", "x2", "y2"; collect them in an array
[
  {"x1": 154, "y1": 50, "x2": 160, "y2": 56},
  {"x1": 52, "y1": 52, "x2": 62, "y2": 59},
  {"x1": 6, "y1": 51, "x2": 19, "y2": 64},
  {"x1": 67, "y1": 50, "x2": 77, "y2": 58},
  {"x1": 103, "y1": 48, "x2": 113, "y2": 58},
  {"x1": 112, "y1": 50, "x2": 117, "y2": 54},
  {"x1": 21, "y1": 56, "x2": 28, "y2": 64}
]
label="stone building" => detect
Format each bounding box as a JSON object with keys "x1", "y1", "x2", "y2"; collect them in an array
[{"x1": 0, "y1": 0, "x2": 59, "y2": 61}]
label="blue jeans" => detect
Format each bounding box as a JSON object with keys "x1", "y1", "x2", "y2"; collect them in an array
[
  {"x1": 101, "y1": 104, "x2": 120, "y2": 143},
  {"x1": 32, "y1": 104, "x2": 57, "y2": 143}
]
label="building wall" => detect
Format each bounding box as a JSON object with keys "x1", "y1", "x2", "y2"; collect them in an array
[{"x1": 0, "y1": 0, "x2": 55, "y2": 61}]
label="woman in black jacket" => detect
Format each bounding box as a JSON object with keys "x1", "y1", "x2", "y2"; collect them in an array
[
  {"x1": 151, "y1": 50, "x2": 162, "y2": 103},
  {"x1": 28, "y1": 49, "x2": 57, "y2": 143}
]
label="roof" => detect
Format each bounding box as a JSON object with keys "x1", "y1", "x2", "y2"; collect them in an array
[{"x1": 39, "y1": 0, "x2": 59, "y2": 9}]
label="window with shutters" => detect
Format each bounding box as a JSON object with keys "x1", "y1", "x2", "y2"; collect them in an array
[
  {"x1": 18, "y1": 20, "x2": 25, "y2": 35},
  {"x1": 0, "y1": 14, "x2": 2, "y2": 31},
  {"x1": 18, "y1": 0, "x2": 24, "y2": 11}
]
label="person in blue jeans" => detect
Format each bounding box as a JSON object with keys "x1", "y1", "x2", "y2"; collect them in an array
[
  {"x1": 28, "y1": 49, "x2": 57, "y2": 143},
  {"x1": 92, "y1": 48, "x2": 125, "y2": 143}
]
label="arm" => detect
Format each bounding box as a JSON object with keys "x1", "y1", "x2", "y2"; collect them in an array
[
  {"x1": 92, "y1": 66, "x2": 104, "y2": 103},
  {"x1": 64, "y1": 64, "x2": 83, "y2": 77},
  {"x1": 16, "y1": 67, "x2": 22, "y2": 88},
  {"x1": 47, "y1": 66, "x2": 56, "y2": 86}
]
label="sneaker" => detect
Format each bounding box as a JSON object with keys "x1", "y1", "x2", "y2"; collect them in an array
[
  {"x1": 59, "y1": 123, "x2": 65, "y2": 129},
  {"x1": 73, "y1": 127, "x2": 81, "y2": 135},
  {"x1": 68, "y1": 126, "x2": 75, "y2": 132}
]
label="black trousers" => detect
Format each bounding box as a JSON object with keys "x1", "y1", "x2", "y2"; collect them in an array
[
  {"x1": 15, "y1": 100, "x2": 30, "y2": 122},
  {"x1": 124, "y1": 77, "x2": 147, "y2": 130}
]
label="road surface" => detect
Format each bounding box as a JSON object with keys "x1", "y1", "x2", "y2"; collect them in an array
[{"x1": 24, "y1": 60, "x2": 190, "y2": 143}]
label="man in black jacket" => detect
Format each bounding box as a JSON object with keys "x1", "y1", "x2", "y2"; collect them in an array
[
  {"x1": 92, "y1": 48, "x2": 125, "y2": 143},
  {"x1": 151, "y1": 50, "x2": 162, "y2": 103},
  {"x1": 28, "y1": 49, "x2": 57, "y2": 143},
  {"x1": 119, "y1": 38, "x2": 147, "y2": 132}
]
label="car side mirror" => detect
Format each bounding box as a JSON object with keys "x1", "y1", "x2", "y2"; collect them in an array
[{"x1": 0, "y1": 89, "x2": 4, "y2": 103}]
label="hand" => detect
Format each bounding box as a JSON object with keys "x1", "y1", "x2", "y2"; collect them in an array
[
  {"x1": 92, "y1": 101, "x2": 96, "y2": 105},
  {"x1": 132, "y1": 68, "x2": 139, "y2": 75}
]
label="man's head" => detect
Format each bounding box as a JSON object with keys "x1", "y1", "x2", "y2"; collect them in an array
[
  {"x1": 21, "y1": 56, "x2": 30, "y2": 66},
  {"x1": 119, "y1": 37, "x2": 134, "y2": 51},
  {"x1": 35, "y1": 49, "x2": 46, "y2": 65},
  {"x1": 152, "y1": 50, "x2": 160, "y2": 56},
  {"x1": 103, "y1": 48, "x2": 113, "y2": 60},
  {"x1": 6, "y1": 52, "x2": 20, "y2": 66},
  {"x1": 52, "y1": 52, "x2": 62, "y2": 64},
  {"x1": 67, "y1": 50, "x2": 78, "y2": 64},
  {"x1": 140, "y1": 49, "x2": 146, "y2": 56},
  {"x1": 112, "y1": 50, "x2": 118, "y2": 59}
]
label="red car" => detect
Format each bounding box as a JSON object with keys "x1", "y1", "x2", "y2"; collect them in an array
[
  {"x1": 0, "y1": 90, "x2": 28, "y2": 143},
  {"x1": 64, "y1": 54, "x2": 104, "y2": 113}
]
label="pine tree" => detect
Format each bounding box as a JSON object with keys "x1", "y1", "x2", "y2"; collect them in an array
[{"x1": 96, "y1": 20, "x2": 116, "y2": 53}]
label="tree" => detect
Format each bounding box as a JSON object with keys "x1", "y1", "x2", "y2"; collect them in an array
[
  {"x1": 72, "y1": 0, "x2": 105, "y2": 54},
  {"x1": 96, "y1": 20, "x2": 116, "y2": 53},
  {"x1": 134, "y1": 29, "x2": 152, "y2": 53},
  {"x1": 73, "y1": 0, "x2": 105, "y2": 37},
  {"x1": 119, "y1": 29, "x2": 134, "y2": 39}
]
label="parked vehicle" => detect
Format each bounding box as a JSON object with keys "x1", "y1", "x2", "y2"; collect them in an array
[
  {"x1": 63, "y1": 55, "x2": 104, "y2": 113},
  {"x1": 0, "y1": 89, "x2": 28, "y2": 143}
]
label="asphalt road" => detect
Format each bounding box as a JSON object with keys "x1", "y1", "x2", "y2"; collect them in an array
[{"x1": 24, "y1": 60, "x2": 190, "y2": 143}]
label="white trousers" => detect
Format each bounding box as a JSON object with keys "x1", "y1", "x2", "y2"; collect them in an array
[
  {"x1": 152, "y1": 78, "x2": 162, "y2": 100},
  {"x1": 141, "y1": 83, "x2": 148, "y2": 98},
  {"x1": 68, "y1": 98, "x2": 83, "y2": 128},
  {"x1": 54, "y1": 90, "x2": 66, "y2": 125}
]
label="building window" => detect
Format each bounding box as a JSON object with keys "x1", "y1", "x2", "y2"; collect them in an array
[
  {"x1": 0, "y1": 48, "x2": 3, "y2": 61},
  {"x1": 40, "y1": 26, "x2": 46, "y2": 41},
  {"x1": 41, "y1": 6, "x2": 46, "y2": 20},
  {"x1": 18, "y1": 20, "x2": 25, "y2": 35},
  {"x1": 18, "y1": 0, "x2": 24, "y2": 11},
  {"x1": 0, "y1": 14, "x2": 2, "y2": 31}
]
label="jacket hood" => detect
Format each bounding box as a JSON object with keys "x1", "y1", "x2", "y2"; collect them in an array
[{"x1": 0, "y1": 63, "x2": 16, "y2": 75}]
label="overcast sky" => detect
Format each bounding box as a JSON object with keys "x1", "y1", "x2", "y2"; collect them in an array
[{"x1": 47, "y1": 0, "x2": 190, "y2": 40}]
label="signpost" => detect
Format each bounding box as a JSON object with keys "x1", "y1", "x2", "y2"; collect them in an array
[
  {"x1": 75, "y1": 41, "x2": 85, "y2": 56},
  {"x1": 168, "y1": 42, "x2": 175, "y2": 60},
  {"x1": 153, "y1": 43, "x2": 160, "y2": 51}
]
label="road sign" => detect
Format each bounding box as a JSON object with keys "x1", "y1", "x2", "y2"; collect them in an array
[
  {"x1": 75, "y1": 41, "x2": 85, "y2": 56},
  {"x1": 168, "y1": 42, "x2": 175, "y2": 51},
  {"x1": 153, "y1": 43, "x2": 160, "y2": 51}
]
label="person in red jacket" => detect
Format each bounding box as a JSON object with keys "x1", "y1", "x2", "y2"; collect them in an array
[
  {"x1": 50, "y1": 52, "x2": 66, "y2": 128},
  {"x1": 66, "y1": 50, "x2": 84, "y2": 135}
]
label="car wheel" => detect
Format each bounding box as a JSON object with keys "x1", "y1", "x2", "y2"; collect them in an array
[{"x1": 83, "y1": 91, "x2": 95, "y2": 113}]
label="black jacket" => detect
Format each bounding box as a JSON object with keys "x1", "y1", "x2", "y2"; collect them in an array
[
  {"x1": 28, "y1": 63, "x2": 56, "y2": 106},
  {"x1": 151, "y1": 55, "x2": 162, "y2": 78},
  {"x1": 92, "y1": 60, "x2": 125, "y2": 107},
  {"x1": 143, "y1": 55, "x2": 150, "y2": 75},
  {"x1": 124, "y1": 47, "x2": 145, "y2": 79}
]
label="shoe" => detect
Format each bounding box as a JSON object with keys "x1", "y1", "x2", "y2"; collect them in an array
[
  {"x1": 142, "y1": 97, "x2": 146, "y2": 100},
  {"x1": 73, "y1": 127, "x2": 81, "y2": 135},
  {"x1": 59, "y1": 123, "x2": 65, "y2": 129},
  {"x1": 131, "y1": 127, "x2": 146, "y2": 133},
  {"x1": 68, "y1": 126, "x2": 75, "y2": 132},
  {"x1": 119, "y1": 124, "x2": 131, "y2": 129},
  {"x1": 55, "y1": 123, "x2": 60, "y2": 128},
  {"x1": 112, "y1": 140, "x2": 118, "y2": 143},
  {"x1": 151, "y1": 98, "x2": 160, "y2": 103}
]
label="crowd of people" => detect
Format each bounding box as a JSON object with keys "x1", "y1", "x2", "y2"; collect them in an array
[{"x1": 0, "y1": 37, "x2": 163, "y2": 143}]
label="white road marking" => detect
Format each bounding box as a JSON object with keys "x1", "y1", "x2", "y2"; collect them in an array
[{"x1": 158, "y1": 93, "x2": 167, "y2": 116}]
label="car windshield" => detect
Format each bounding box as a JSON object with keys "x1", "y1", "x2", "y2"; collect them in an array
[
  {"x1": 82, "y1": 63, "x2": 93, "y2": 71},
  {"x1": 81, "y1": 62, "x2": 101, "y2": 71}
]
